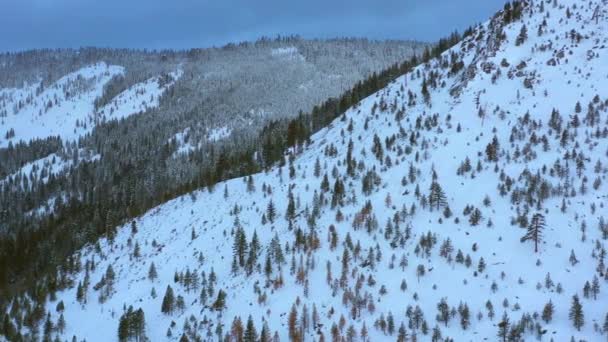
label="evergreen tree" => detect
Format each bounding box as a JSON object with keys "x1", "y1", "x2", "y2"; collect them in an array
[
  {"x1": 485, "y1": 136, "x2": 500, "y2": 162},
  {"x1": 469, "y1": 208, "x2": 482, "y2": 226},
  {"x1": 569, "y1": 295, "x2": 584, "y2": 331},
  {"x1": 437, "y1": 298, "x2": 450, "y2": 326},
  {"x1": 57, "y1": 313, "x2": 66, "y2": 334},
  {"x1": 161, "y1": 285, "x2": 175, "y2": 314},
  {"x1": 148, "y1": 262, "x2": 158, "y2": 281},
  {"x1": 259, "y1": 321, "x2": 271, "y2": 342},
  {"x1": 497, "y1": 312, "x2": 509, "y2": 342},
  {"x1": 244, "y1": 315, "x2": 257, "y2": 342},
  {"x1": 520, "y1": 213, "x2": 545, "y2": 253},
  {"x1": 267, "y1": 200, "x2": 276, "y2": 223},
  {"x1": 213, "y1": 289, "x2": 227, "y2": 311},
  {"x1": 516, "y1": 24, "x2": 528, "y2": 46},
  {"x1": 459, "y1": 303, "x2": 470, "y2": 330},
  {"x1": 478, "y1": 257, "x2": 486, "y2": 273},
  {"x1": 286, "y1": 190, "x2": 296, "y2": 221},
  {"x1": 428, "y1": 181, "x2": 447, "y2": 211},
  {"x1": 591, "y1": 275, "x2": 600, "y2": 300},
  {"x1": 421, "y1": 78, "x2": 431, "y2": 104},
  {"x1": 542, "y1": 300, "x2": 554, "y2": 323},
  {"x1": 233, "y1": 226, "x2": 248, "y2": 268}
]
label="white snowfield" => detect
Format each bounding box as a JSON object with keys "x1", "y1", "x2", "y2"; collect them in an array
[
  {"x1": 0, "y1": 63, "x2": 123, "y2": 148},
  {"x1": 0, "y1": 63, "x2": 182, "y2": 148},
  {"x1": 24, "y1": 0, "x2": 608, "y2": 341},
  {"x1": 97, "y1": 69, "x2": 183, "y2": 121}
]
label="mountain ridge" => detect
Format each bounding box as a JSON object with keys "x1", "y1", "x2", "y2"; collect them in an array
[{"x1": 3, "y1": 0, "x2": 608, "y2": 341}]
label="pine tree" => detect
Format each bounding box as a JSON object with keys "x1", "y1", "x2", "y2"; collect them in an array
[
  {"x1": 428, "y1": 181, "x2": 447, "y2": 211},
  {"x1": 569, "y1": 295, "x2": 584, "y2": 331},
  {"x1": 387, "y1": 312, "x2": 395, "y2": 335},
  {"x1": 478, "y1": 257, "x2": 486, "y2": 273},
  {"x1": 591, "y1": 275, "x2": 600, "y2": 300},
  {"x1": 233, "y1": 226, "x2": 248, "y2": 267},
  {"x1": 497, "y1": 312, "x2": 509, "y2": 342},
  {"x1": 212, "y1": 290, "x2": 227, "y2": 311},
  {"x1": 133, "y1": 309, "x2": 146, "y2": 341},
  {"x1": 57, "y1": 313, "x2": 66, "y2": 334},
  {"x1": 267, "y1": 200, "x2": 276, "y2": 223},
  {"x1": 459, "y1": 303, "x2": 470, "y2": 330},
  {"x1": 516, "y1": 24, "x2": 528, "y2": 46},
  {"x1": 520, "y1": 213, "x2": 545, "y2": 253},
  {"x1": 542, "y1": 300, "x2": 554, "y2": 323},
  {"x1": 148, "y1": 262, "x2": 158, "y2": 281},
  {"x1": 421, "y1": 78, "x2": 431, "y2": 104},
  {"x1": 244, "y1": 315, "x2": 257, "y2": 342},
  {"x1": 76, "y1": 281, "x2": 84, "y2": 303},
  {"x1": 437, "y1": 298, "x2": 450, "y2": 326},
  {"x1": 259, "y1": 321, "x2": 271, "y2": 342},
  {"x1": 485, "y1": 136, "x2": 500, "y2": 162},
  {"x1": 314, "y1": 157, "x2": 321, "y2": 178},
  {"x1": 161, "y1": 285, "x2": 175, "y2": 314},
  {"x1": 133, "y1": 241, "x2": 140, "y2": 258},
  {"x1": 469, "y1": 208, "x2": 482, "y2": 226},
  {"x1": 286, "y1": 190, "x2": 296, "y2": 221}
]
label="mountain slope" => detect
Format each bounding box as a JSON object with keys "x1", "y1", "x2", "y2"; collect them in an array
[{"x1": 4, "y1": 0, "x2": 608, "y2": 341}]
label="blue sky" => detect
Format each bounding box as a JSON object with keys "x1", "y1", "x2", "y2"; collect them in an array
[{"x1": 1, "y1": 0, "x2": 508, "y2": 52}]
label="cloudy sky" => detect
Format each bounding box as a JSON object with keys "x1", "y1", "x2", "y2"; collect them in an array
[{"x1": 1, "y1": 0, "x2": 508, "y2": 52}]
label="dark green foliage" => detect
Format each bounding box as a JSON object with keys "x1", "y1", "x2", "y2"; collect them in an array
[
  {"x1": 520, "y1": 213, "x2": 545, "y2": 253},
  {"x1": 161, "y1": 285, "x2": 175, "y2": 314},
  {"x1": 266, "y1": 200, "x2": 276, "y2": 223},
  {"x1": 542, "y1": 300, "x2": 554, "y2": 323},
  {"x1": 515, "y1": 25, "x2": 528, "y2": 46},
  {"x1": 497, "y1": 312, "x2": 509, "y2": 342},
  {"x1": 118, "y1": 306, "x2": 146, "y2": 342},
  {"x1": 469, "y1": 208, "x2": 482, "y2": 226},
  {"x1": 428, "y1": 181, "x2": 447, "y2": 211},
  {"x1": 569, "y1": 295, "x2": 584, "y2": 331},
  {"x1": 212, "y1": 289, "x2": 227, "y2": 311},
  {"x1": 244, "y1": 315, "x2": 257, "y2": 342}
]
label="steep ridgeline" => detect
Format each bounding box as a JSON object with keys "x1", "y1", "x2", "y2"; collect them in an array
[{"x1": 4, "y1": 0, "x2": 608, "y2": 341}]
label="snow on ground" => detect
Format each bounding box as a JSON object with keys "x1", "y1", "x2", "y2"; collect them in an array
[
  {"x1": 1, "y1": 150, "x2": 100, "y2": 190},
  {"x1": 207, "y1": 126, "x2": 232, "y2": 142},
  {"x1": 18, "y1": 0, "x2": 608, "y2": 341},
  {"x1": 0, "y1": 64, "x2": 182, "y2": 148},
  {"x1": 171, "y1": 127, "x2": 197, "y2": 156},
  {"x1": 271, "y1": 46, "x2": 305, "y2": 62},
  {"x1": 0, "y1": 63, "x2": 124, "y2": 148},
  {"x1": 97, "y1": 69, "x2": 183, "y2": 121}
]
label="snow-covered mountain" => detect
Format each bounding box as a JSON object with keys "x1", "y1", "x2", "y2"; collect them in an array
[
  {"x1": 4, "y1": 0, "x2": 608, "y2": 341},
  {"x1": 0, "y1": 63, "x2": 181, "y2": 149}
]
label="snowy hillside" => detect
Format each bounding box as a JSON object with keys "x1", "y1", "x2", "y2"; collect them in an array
[
  {"x1": 96, "y1": 69, "x2": 183, "y2": 122},
  {"x1": 0, "y1": 63, "x2": 122, "y2": 147},
  {"x1": 0, "y1": 63, "x2": 181, "y2": 148},
  {"x1": 5, "y1": 0, "x2": 608, "y2": 341}
]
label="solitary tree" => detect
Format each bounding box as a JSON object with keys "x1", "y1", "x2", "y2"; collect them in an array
[
  {"x1": 148, "y1": 262, "x2": 158, "y2": 281},
  {"x1": 521, "y1": 213, "x2": 545, "y2": 252},
  {"x1": 428, "y1": 181, "x2": 447, "y2": 211},
  {"x1": 569, "y1": 295, "x2": 584, "y2": 331}
]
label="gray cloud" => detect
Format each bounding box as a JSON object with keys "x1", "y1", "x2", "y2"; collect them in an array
[{"x1": 1, "y1": 0, "x2": 508, "y2": 51}]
